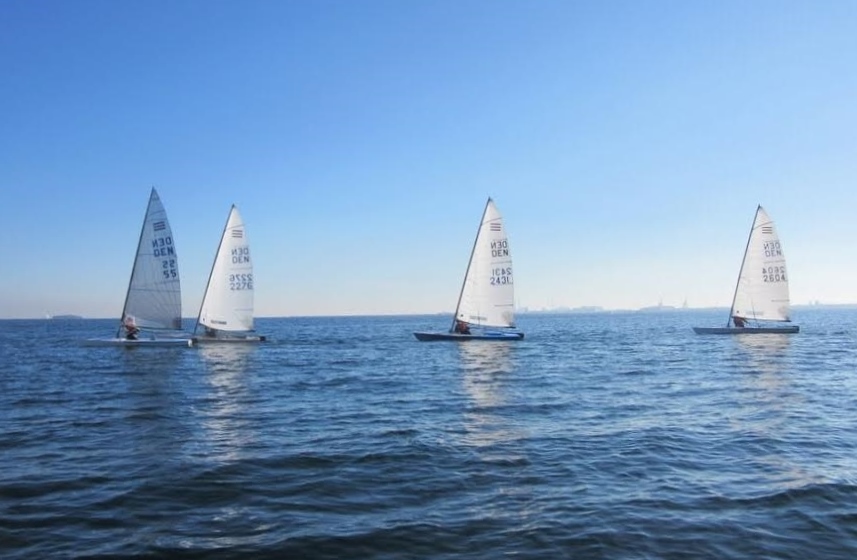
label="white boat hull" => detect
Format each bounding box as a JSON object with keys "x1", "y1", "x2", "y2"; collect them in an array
[
  {"x1": 693, "y1": 325, "x2": 799, "y2": 335},
  {"x1": 84, "y1": 337, "x2": 194, "y2": 347},
  {"x1": 192, "y1": 334, "x2": 266, "y2": 344}
]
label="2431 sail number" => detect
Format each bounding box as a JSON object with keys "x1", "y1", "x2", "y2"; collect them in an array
[
  {"x1": 490, "y1": 267, "x2": 513, "y2": 286},
  {"x1": 762, "y1": 266, "x2": 786, "y2": 283},
  {"x1": 230, "y1": 273, "x2": 253, "y2": 291}
]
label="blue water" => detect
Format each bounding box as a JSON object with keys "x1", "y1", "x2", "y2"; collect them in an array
[{"x1": 2, "y1": 309, "x2": 857, "y2": 559}]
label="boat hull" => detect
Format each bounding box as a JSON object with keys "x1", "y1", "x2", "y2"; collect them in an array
[
  {"x1": 692, "y1": 326, "x2": 800, "y2": 335},
  {"x1": 192, "y1": 334, "x2": 267, "y2": 344},
  {"x1": 84, "y1": 337, "x2": 194, "y2": 347},
  {"x1": 413, "y1": 331, "x2": 524, "y2": 341}
]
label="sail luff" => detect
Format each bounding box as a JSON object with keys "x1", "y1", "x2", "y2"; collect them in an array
[
  {"x1": 117, "y1": 188, "x2": 157, "y2": 338},
  {"x1": 194, "y1": 205, "x2": 235, "y2": 335},
  {"x1": 727, "y1": 204, "x2": 761, "y2": 327},
  {"x1": 450, "y1": 197, "x2": 492, "y2": 332}
]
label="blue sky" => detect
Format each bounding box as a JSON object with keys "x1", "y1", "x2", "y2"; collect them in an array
[{"x1": 2, "y1": 0, "x2": 856, "y2": 318}]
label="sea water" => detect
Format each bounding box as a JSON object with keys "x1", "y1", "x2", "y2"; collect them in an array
[{"x1": 2, "y1": 308, "x2": 857, "y2": 559}]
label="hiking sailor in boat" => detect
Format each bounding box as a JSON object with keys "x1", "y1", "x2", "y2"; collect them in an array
[
  {"x1": 732, "y1": 315, "x2": 746, "y2": 328},
  {"x1": 123, "y1": 315, "x2": 140, "y2": 340},
  {"x1": 454, "y1": 320, "x2": 472, "y2": 335}
]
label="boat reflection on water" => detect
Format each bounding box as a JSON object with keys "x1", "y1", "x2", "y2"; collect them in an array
[
  {"x1": 195, "y1": 343, "x2": 260, "y2": 464},
  {"x1": 198, "y1": 342, "x2": 258, "y2": 375},
  {"x1": 457, "y1": 341, "x2": 525, "y2": 450},
  {"x1": 735, "y1": 333, "x2": 792, "y2": 379},
  {"x1": 730, "y1": 333, "x2": 823, "y2": 489}
]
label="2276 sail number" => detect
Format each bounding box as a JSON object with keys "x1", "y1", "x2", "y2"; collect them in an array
[{"x1": 230, "y1": 273, "x2": 253, "y2": 290}]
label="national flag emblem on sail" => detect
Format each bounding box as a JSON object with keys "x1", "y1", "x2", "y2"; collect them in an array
[
  {"x1": 490, "y1": 223, "x2": 502, "y2": 231},
  {"x1": 761, "y1": 226, "x2": 773, "y2": 234},
  {"x1": 231, "y1": 229, "x2": 244, "y2": 238},
  {"x1": 153, "y1": 221, "x2": 166, "y2": 231}
]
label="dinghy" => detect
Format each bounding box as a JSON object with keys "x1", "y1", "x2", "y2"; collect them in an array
[
  {"x1": 414, "y1": 198, "x2": 524, "y2": 341},
  {"x1": 693, "y1": 205, "x2": 799, "y2": 335},
  {"x1": 86, "y1": 188, "x2": 193, "y2": 347},
  {"x1": 192, "y1": 205, "x2": 266, "y2": 343}
]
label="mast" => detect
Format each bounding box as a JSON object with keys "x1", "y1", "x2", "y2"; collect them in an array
[
  {"x1": 450, "y1": 197, "x2": 492, "y2": 333},
  {"x1": 193, "y1": 205, "x2": 234, "y2": 335},
  {"x1": 726, "y1": 205, "x2": 761, "y2": 327},
  {"x1": 116, "y1": 188, "x2": 157, "y2": 338}
]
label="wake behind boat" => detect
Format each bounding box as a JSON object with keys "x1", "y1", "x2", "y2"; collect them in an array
[
  {"x1": 86, "y1": 188, "x2": 193, "y2": 347},
  {"x1": 192, "y1": 205, "x2": 267, "y2": 344},
  {"x1": 414, "y1": 197, "x2": 524, "y2": 342},
  {"x1": 693, "y1": 205, "x2": 799, "y2": 335}
]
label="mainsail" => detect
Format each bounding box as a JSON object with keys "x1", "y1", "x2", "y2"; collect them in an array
[
  {"x1": 118, "y1": 188, "x2": 182, "y2": 335},
  {"x1": 730, "y1": 205, "x2": 791, "y2": 323},
  {"x1": 453, "y1": 198, "x2": 516, "y2": 329},
  {"x1": 196, "y1": 205, "x2": 255, "y2": 334}
]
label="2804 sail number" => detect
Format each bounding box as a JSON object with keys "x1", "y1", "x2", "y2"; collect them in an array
[
  {"x1": 230, "y1": 273, "x2": 253, "y2": 291},
  {"x1": 762, "y1": 266, "x2": 786, "y2": 283},
  {"x1": 490, "y1": 267, "x2": 513, "y2": 286}
]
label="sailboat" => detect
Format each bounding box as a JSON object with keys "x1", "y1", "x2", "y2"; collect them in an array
[
  {"x1": 414, "y1": 198, "x2": 524, "y2": 341},
  {"x1": 87, "y1": 188, "x2": 192, "y2": 346},
  {"x1": 693, "y1": 205, "x2": 799, "y2": 335},
  {"x1": 192, "y1": 205, "x2": 266, "y2": 343}
]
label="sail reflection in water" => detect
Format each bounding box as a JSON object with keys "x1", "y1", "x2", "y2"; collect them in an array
[
  {"x1": 729, "y1": 333, "x2": 825, "y2": 490},
  {"x1": 735, "y1": 333, "x2": 793, "y2": 379},
  {"x1": 195, "y1": 344, "x2": 261, "y2": 464},
  {"x1": 457, "y1": 342, "x2": 525, "y2": 450}
]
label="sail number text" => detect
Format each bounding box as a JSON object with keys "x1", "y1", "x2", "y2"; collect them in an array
[
  {"x1": 491, "y1": 239, "x2": 510, "y2": 258},
  {"x1": 764, "y1": 241, "x2": 782, "y2": 258},
  {"x1": 762, "y1": 266, "x2": 786, "y2": 283},
  {"x1": 153, "y1": 237, "x2": 178, "y2": 279},
  {"x1": 490, "y1": 267, "x2": 513, "y2": 286},
  {"x1": 232, "y1": 246, "x2": 250, "y2": 263},
  {"x1": 230, "y1": 273, "x2": 253, "y2": 291}
]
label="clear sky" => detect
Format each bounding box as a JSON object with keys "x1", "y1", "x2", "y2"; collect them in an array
[{"x1": 2, "y1": 0, "x2": 856, "y2": 318}]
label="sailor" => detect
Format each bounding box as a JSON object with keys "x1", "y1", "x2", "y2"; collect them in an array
[
  {"x1": 123, "y1": 315, "x2": 140, "y2": 340},
  {"x1": 732, "y1": 315, "x2": 746, "y2": 328},
  {"x1": 454, "y1": 320, "x2": 471, "y2": 335}
]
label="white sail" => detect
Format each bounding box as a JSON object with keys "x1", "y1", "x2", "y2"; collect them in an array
[
  {"x1": 454, "y1": 198, "x2": 516, "y2": 329},
  {"x1": 119, "y1": 188, "x2": 182, "y2": 333},
  {"x1": 730, "y1": 205, "x2": 791, "y2": 322},
  {"x1": 196, "y1": 205, "x2": 255, "y2": 333}
]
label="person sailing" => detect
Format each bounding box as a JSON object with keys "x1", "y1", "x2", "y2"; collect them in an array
[
  {"x1": 454, "y1": 320, "x2": 471, "y2": 335},
  {"x1": 123, "y1": 315, "x2": 141, "y2": 340},
  {"x1": 732, "y1": 315, "x2": 747, "y2": 328}
]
